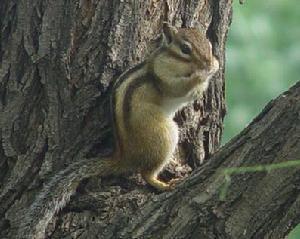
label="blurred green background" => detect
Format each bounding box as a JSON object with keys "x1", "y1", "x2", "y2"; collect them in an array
[
  {"x1": 223, "y1": 1, "x2": 300, "y2": 237},
  {"x1": 222, "y1": 0, "x2": 300, "y2": 143}
]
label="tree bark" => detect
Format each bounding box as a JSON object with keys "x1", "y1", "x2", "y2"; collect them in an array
[
  {"x1": 2, "y1": 0, "x2": 298, "y2": 239},
  {"x1": 106, "y1": 81, "x2": 300, "y2": 239}
]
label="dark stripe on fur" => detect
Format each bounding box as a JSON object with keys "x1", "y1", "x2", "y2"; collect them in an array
[
  {"x1": 123, "y1": 77, "x2": 147, "y2": 128},
  {"x1": 165, "y1": 47, "x2": 191, "y2": 63},
  {"x1": 113, "y1": 61, "x2": 147, "y2": 91},
  {"x1": 111, "y1": 61, "x2": 147, "y2": 153}
]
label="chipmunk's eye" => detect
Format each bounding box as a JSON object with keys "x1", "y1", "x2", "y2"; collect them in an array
[{"x1": 180, "y1": 43, "x2": 192, "y2": 55}]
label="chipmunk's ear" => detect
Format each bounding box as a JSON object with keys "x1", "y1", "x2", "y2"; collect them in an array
[
  {"x1": 162, "y1": 22, "x2": 177, "y2": 45},
  {"x1": 192, "y1": 21, "x2": 206, "y2": 34}
]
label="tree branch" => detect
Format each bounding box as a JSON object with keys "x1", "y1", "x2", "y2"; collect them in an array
[{"x1": 104, "y1": 82, "x2": 300, "y2": 239}]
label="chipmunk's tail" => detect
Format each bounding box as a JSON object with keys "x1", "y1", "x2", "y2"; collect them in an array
[{"x1": 14, "y1": 157, "x2": 118, "y2": 239}]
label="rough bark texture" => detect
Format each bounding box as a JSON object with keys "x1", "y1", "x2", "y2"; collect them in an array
[
  {"x1": 3, "y1": 0, "x2": 298, "y2": 239},
  {"x1": 103, "y1": 81, "x2": 300, "y2": 239}
]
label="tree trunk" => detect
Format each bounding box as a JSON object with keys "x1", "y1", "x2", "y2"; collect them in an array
[{"x1": 2, "y1": 0, "x2": 298, "y2": 239}]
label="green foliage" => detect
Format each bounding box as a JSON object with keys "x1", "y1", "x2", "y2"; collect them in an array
[
  {"x1": 219, "y1": 160, "x2": 300, "y2": 200},
  {"x1": 222, "y1": 0, "x2": 300, "y2": 143},
  {"x1": 288, "y1": 223, "x2": 300, "y2": 239},
  {"x1": 219, "y1": 160, "x2": 300, "y2": 237}
]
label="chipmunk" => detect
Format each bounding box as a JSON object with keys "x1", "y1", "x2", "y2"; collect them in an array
[{"x1": 15, "y1": 23, "x2": 219, "y2": 239}]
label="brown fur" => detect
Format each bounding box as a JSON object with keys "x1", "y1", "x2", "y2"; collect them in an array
[{"x1": 112, "y1": 23, "x2": 219, "y2": 190}]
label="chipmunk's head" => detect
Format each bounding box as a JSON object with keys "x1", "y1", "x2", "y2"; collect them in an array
[{"x1": 149, "y1": 23, "x2": 219, "y2": 99}]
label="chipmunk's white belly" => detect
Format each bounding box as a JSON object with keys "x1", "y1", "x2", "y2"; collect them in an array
[
  {"x1": 161, "y1": 96, "x2": 190, "y2": 117},
  {"x1": 161, "y1": 79, "x2": 210, "y2": 118},
  {"x1": 167, "y1": 119, "x2": 179, "y2": 154}
]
